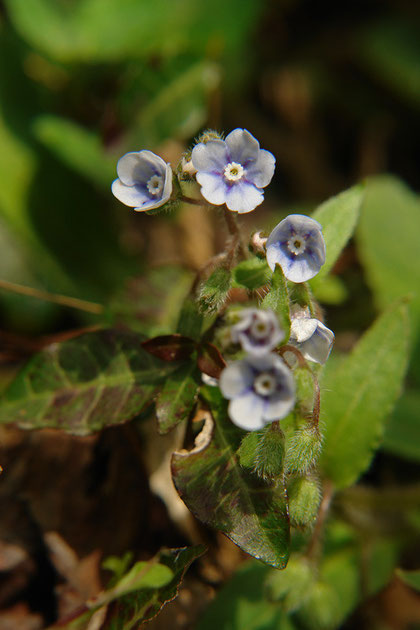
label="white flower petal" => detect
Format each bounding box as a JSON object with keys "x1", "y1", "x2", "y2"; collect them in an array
[
  {"x1": 219, "y1": 361, "x2": 254, "y2": 399},
  {"x1": 228, "y1": 392, "x2": 267, "y2": 431},
  {"x1": 225, "y1": 129, "x2": 260, "y2": 165},
  {"x1": 225, "y1": 182, "x2": 264, "y2": 213},
  {"x1": 117, "y1": 150, "x2": 165, "y2": 186},
  {"x1": 161, "y1": 162, "x2": 173, "y2": 201},
  {"x1": 111, "y1": 178, "x2": 148, "y2": 207},
  {"x1": 299, "y1": 321, "x2": 334, "y2": 364},
  {"x1": 196, "y1": 171, "x2": 227, "y2": 205},
  {"x1": 290, "y1": 318, "x2": 318, "y2": 343},
  {"x1": 245, "y1": 149, "x2": 276, "y2": 188},
  {"x1": 191, "y1": 140, "x2": 228, "y2": 172}
]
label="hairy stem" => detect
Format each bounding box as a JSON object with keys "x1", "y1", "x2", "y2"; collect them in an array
[{"x1": 223, "y1": 207, "x2": 248, "y2": 260}]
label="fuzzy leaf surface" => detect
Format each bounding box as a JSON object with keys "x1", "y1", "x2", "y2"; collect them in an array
[
  {"x1": 232, "y1": 257, "x2": 271, "y2": 290},
  {"x1": 156, "y1": 362, "x2": 200, "y2": 434},
  {"x1": 311, "y1": 185, "x2": 364, "y2": 287},
  {"x1": 172, "y1": 387, "x2": 290, "y2": 569},
  {"x1": 0, "y1": 329, "x2": 176, "y2": 435},
  {"x1": 260, "y1": 264, "x2": 291, "y2": 341},
  {"x1": 319, "y1": 302, "x2": 410, "y2": 489}
]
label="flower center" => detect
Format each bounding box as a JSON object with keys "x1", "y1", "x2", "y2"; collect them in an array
[
  {"x1": 287, "y1": 235, "x2": 306, "y2": 256},
  {"x1": 147, "y1": 174, "x2": 164, "y2": 196},
  {"x1": 223, "y1": 162, "x2": 244, "y2": 182},
  {"x1": 250, "y1": 319, "x2": 270, "y2": 339},
  {"x1": 254, "y1": 372, "x2": 276, "y2": 396}
]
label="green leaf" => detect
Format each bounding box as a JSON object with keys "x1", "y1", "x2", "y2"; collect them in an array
[
  {"x1": 172, "y1": 387, "x2": 290, "y2": 569},
  {"x1": 0, "y1": 329, "x2": 176, "y2": 435},
  {"x1": 176, "y1": 297, "x2": 204, "y2": 341},
  {"x1": 396, "y1": 568, "x2": 420, "y2": 591},
  {"x1": 310, "y1": 184, "x2": 364, "y2": 288},
  {"x1": 232, "y1": 257, "x2": 271, "y2": 290},
  {"x1": 196, "y1": 561, "x2": 296, "y2": 630},
  {"x1": 50, "y1": 545, "x2": 205, "y2": 629},
  {"x1": 33, "y1": 115, "x2": 115, "y2": 189},
  {"x1": 357, "y1": 176, "x2": 420, "y2": 319},
  {"x1": 260, "y1": 265, "x2": 291, "y2": 341},
  {"x1": 382, "y1": 390, "x2": 420, "y2": 462},
  {"x1": 319, "y1": 301, "x2": 410, "y2": 489},
  {"x1": 156, "y1": 362, "x2": 199, "y2": 434}
]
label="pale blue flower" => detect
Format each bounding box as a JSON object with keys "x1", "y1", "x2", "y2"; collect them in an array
[
  {"x1": 266, "y1": 214, "x2": 326, "y2": 282},
  {"x1": 219, "y1": 354, "x2": 295, "y2": 431},
  {"x1": 290, "y1": 311, "x2": 334, "y2": 364},
  {"x1": 112, "y1": 150, "x2": 172, "y2": 212},
  {"x1": 191, "y1": 129, "x2": 275, "y2": 213},
  {"x1": 231, "y1": 308, "x2": 284, "y2": 356}
]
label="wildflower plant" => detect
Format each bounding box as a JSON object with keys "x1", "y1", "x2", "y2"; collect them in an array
[{"x1": 0, "y1": 128, "x2": 412, "y2": 629}]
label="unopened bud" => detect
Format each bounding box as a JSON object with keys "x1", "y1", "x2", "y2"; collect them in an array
[
  {"x1": 285, "y1": 424, "x2": 323, "y2": 474},
  {"x1": 198, "y1": 267, "x2": 232, "y2": 314},
  {"x1": 249, "y1": 231, "x2": 268, "y2": 256},
  {"x1": 288, "y1": 475, "x2": 321, "y2": 527},
  {"x1": 196, "y1": 129, "x2": 224, "y2": 144}
]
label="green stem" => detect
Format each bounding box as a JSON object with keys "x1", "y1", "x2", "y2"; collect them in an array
[{"x1": 305, "y1": 479, "x2": 335, "y2": 562}]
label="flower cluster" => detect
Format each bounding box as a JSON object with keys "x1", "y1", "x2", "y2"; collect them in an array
[{"x1": 111, "y1": 127, "x2": 334, "y2": 432}]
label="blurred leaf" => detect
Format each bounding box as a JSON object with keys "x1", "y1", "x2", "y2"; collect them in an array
[
  {"x1": 197, "y1": 342, "x2": 226, "y2": 378},
  {"x1": 176, "y1": 296, "x2": 204, "y2": 341},
  {"x1": 396, "y1": 568, "x2": 420, "y2": 591},
  {"x1": 33, "y1": 115, "x2": 115, "y2": 189},
  {"x1": 133, "y1": 60, "x2": 220, "y2": 147},
  {"x1": 156, "y1": 362, "x2": 199, "y2": 434},
  {"x1": 366, "y1": 538, "x2": 398, "y2": 596},
  {"x1": 358, "y1": 176, "x2": 420, "y2": 320},
  {"x1": 172, "y1": 386, "x2": 290, "y2": 569},
  {"x1": 382, "y1": 390, "x2": 420, "y2": 462},
  {"x1": 50, "y1": 545, "x2": 205, "y2": 629},
  {"x1": 260, "y1": 265, "x2": 291, "y2": 341},
  {"x1": 0, "y1": 329, "x2": 177, "y2": 435},
  {"x1": 232, "y1": 257, "x2": 271, "y2": 290},
  {"x1": 196, "y1": 561, "x2": 295, "y2": 630},
  {"x1": 320, "y1": 301, "x2": 410, "y2": 489},
  {"x1": 142, "y1": 334, "x2": 196, "y2": 362},
  {"x1": 360, "y1": 19, "x2": 420, "y2": 108},
  {"x1": 6, "y1": 0, "x2": 261, "y2": 62},
  {"x1": 310, "y1": 184, "x2": 364, "y2": 288},
  {"x1": 311, "y1": 274, "x2": 348, "y2": 305}
]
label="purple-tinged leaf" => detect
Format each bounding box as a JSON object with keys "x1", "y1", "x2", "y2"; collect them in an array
[
  {"x1": 172, "y1": 387, "x2": 290, "y2": 569},
  {"x1": 0, "y1": 329, "x2": 176, "y2": 435},
  {"x1": 142, "y1": 334, "x2": 196, "y2": 362},
  {"x1": 156, "y1": 363, "x2": 200, "y2": 434},
  {"x1": 197, "y1": 342, "x2": 226, "y2": 378}
]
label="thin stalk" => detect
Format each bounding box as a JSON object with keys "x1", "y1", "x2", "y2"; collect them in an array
[
  {"x1": 223, "y1": 208, "x2": 247, "y2": 260},
  {"x1": 305, "y1": 479, "x2": 334, "y2": 562},
  {"x1": 0, "y1": 278, "x2": 104, "y2": 315}
]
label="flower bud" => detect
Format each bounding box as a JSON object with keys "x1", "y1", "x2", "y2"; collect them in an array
[
  {"x1": 285, "y1": 424, "x2": 323, "y2": 474},
  {"x1": 237, "y1": 427, "x2": 285, "y2": 479},
  {"x1": 287, "y1": 475, "x2": 321, "y2": 527},
  {"x1": 198, "y1": 268, "x2": 232, "y2": 314}
]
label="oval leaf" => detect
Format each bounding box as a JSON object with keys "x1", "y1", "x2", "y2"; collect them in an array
[
  {"x1": 142, "y1": 334, "x2": 196, "y2": 362},
  {"x1": 156, "y1": 363, "x2": 200, "y2": 434},
  {"x1": 319, "y1": 302, "x2": 410, "y2": 489},
  {"x1": 197, "y1": 342, "x2": 226, "y2": 379},
  {"x1": 172, "y1": 387, "x2": 290, "y2": 569},
  {"x1": 0, "y1": 329, "x2": 176, "y2": 435}
]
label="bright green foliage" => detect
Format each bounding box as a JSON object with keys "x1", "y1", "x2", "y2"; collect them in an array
[
  {"x1": 285, "y1": 425, "x2": 323, "y2": 475},
  {"x1": 320, "y1": 301, "x2": 410, "y2": 489},
  {"x1": 287, "y1": 476, "x2": 321, "y2": 527},
  {"x1": 50, "y1": 546, "x2": 205, "y2": 629},
  {"x1": 260, "y1": 265, "x2": 291, "y2": 341},
  {"x1": 232, "y1": 257, "x2": 271, "y2": 290},
  {"x1": 199, "y1": 267, "x2": 232, "y2": 313},
  {"x1": 382, "y1": 390, "x2": 420, "y2": 461},
  {"x1": 396, "y1": 568, "x2": 420, "y2": 591},
  {"x1": 238, "y1": 426, "x2": 285, "y2": 479},
  {"x1": 172, "y1": 387, "x2": 290, "y2": 569},
  {"x1": 310, "y1": 185, "x2": 364, "y2": 287},
  {"x1": 196, "y1": 561, "x2": 296, "y2": 630},
  {"x1": 0, "y1": 330, "x2": 177, "y2": 435},
  {"x1": 156, "y1": 362, "x2": 200, "y2": 434}
]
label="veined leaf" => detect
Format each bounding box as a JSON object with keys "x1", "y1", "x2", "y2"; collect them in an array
[
  {"x1": 0, "y1": 329, "x2": 176, "y2": 435},
  {"x1": 156, "y1": 362, "x2": 200, "y2": 434},
  {"x1": 172, "y1": 387, "x2": 290, "y2": 569},
  {"x1": 50, "y1": 545, "x2": 205, "y2": 629},
  {"x1": 319, "y1": 301, "x2": 410, "y2": 489},
  {"x1": 310, "y1": 185, "x2": 364, "y2": 288}
]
